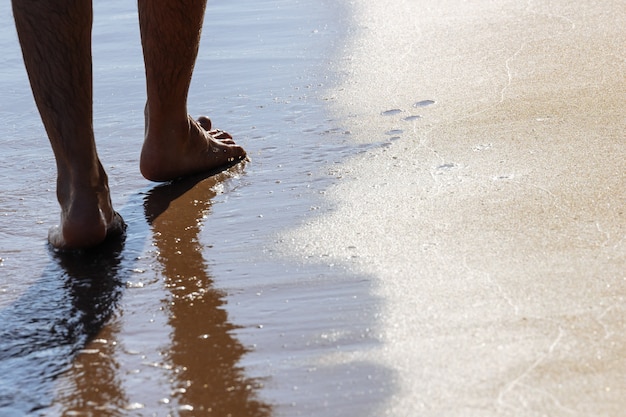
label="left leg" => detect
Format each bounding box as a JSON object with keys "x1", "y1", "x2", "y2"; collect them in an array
[{"x1": 12, "y1": 0, "x2": 124, "y2": 249}]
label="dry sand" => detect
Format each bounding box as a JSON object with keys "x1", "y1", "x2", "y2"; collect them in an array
[{"x1": 285, "y1": 0, "x2": 626, "y2": 415}]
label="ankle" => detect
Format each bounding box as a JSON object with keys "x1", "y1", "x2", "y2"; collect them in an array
[
  {"x1": 140, "y1": 116, "x2": 193, "y2": 181},
  {"x1": 145, "y1": 103, "x2": 189, "y2": 137}
]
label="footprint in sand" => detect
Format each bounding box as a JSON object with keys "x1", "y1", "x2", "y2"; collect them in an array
[
  {"x1": 413, "y1": 99, "x2": 436, "y2": 107},
  {"x1": 385, "y1": 129, "x2": 403, "y2": 141},
  {"x1": 380, "y1": 109, "x2": 403, "y2": 116}
]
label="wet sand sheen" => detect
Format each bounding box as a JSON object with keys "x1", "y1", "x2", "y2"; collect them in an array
[{"x1": 0, "y1": 0, "x2": 389, "y2": 415}]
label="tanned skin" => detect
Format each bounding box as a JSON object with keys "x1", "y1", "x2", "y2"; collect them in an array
[{"x1": 12, "y1": 0, "x2": 246, "y2": 250}]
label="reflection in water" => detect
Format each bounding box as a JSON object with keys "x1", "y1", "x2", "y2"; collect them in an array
[
  {"x1": 56, "y1": 322, "x2": 125, "y2": 415},
  {"x1": 0, "y1": 239, "x2": 125, "y2": 414},
  {"x1": 0, "y1": 171, "x2": 271, "y2": 415},
  {"x1": 144, "y1": 173, "x2": 271, "y2": 416}
]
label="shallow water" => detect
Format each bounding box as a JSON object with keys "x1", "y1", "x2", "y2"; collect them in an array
[{"x1": 0, "y1": 0, "x2": 390, "y2": 415}]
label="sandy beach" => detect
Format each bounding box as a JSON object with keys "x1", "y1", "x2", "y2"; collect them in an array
[
  {"x1": 285, "y1": 0, "x2": 626, "y2": 415},
  {"x1": 1, "y1": 0, "x2": 624, "y2": 415}
]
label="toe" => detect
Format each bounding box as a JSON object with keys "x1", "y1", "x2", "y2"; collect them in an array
[{"x1": 197, "y1": 116, "x2": 212, "y2": 131}]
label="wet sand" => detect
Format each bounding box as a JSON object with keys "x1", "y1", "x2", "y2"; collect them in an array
[
  {"x1": 285, "y1": 0, "x2": 626, "y2": 415},
  {"x1": 2, "y1": 0, "x2": 625, "y2": 415},
  {"x1": 0, "y1": 0, "x2": 388, "y2": 415}
]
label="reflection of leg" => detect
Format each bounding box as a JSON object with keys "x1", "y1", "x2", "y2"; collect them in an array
[
  {"x1": 138, "y1": 0, "x2": 247, "y2": 182},
  {"x1": 12, "y1": 0, "x2": 124, "y2": 249},
  {"x1": 143, "y1": 179, "x2": 270, "y2": 415}
]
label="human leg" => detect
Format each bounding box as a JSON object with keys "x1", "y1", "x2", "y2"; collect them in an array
[
  {"x1": 12, "y1": 0, "x2": 124, "y2": 249},
  {"x1": 138, "y1": 0, "x2": 246, "y2": 182}
]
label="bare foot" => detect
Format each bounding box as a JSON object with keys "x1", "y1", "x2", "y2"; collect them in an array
[
  {"x1": 49, "y1": 165, "x2": 126, "y2": 250},
  {"x1": 49, "y1": 211, "x2": 125, "y2": 251},
  {"x1": 140, "y1": 114, "x2": 247, "y2": 182}
]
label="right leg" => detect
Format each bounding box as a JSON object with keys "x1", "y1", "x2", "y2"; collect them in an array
[
  {"x1": 138, "y1": 0, "x2": 247, "y2": 182},
  {"x1": 12, "y1": 0, "x2": 124, "y2": 249}
]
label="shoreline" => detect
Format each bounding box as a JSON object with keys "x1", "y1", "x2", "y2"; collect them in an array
[{"x1": 285, "y1": 0, "x2": 626, "y2": 414}]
